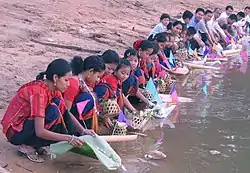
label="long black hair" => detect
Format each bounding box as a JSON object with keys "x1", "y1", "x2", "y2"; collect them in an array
[
  {"x1": 101, "y1": 49, "x2": 120, "y2": 64},
  {"x1": 71, "y1": 55, "x2": 105, "y2": 75},
  {"x1": 151, "y1": 42, "x2": 160, "y2": 55},
  {"x1": 154, "y1": 32, "x2": 168, "y2": 43},
  {"x1": 115, "y1": 59, "x2": 131, "y2": 72},
  {"x1": 36, "y1": 58, "x2": 71, "y2": 81},
  {"x1": 124, "y1": 48, "x2": 138, "y2": 59},
  {"x1": 133, "y1": 40, "x2": 154, "y2": 51}
]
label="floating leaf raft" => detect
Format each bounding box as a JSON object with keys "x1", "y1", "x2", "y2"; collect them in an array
[
  {"x1": 50, "y1": 135, "x2": 123, "y2": 170},
  {"x1": 70, "y1": 144, "x2": 97, "y2": 159}
]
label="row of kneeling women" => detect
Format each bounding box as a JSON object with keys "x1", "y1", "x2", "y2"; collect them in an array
[{"x1": 1, "y1": 47, "x2": 159, "y2": 162}]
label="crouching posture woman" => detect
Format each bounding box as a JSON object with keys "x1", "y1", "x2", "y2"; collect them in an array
[
  {"x1": 1, "y1": 59, "x2": 94, "y2": 163},
  {"x1": 64, "y1": 56, "x2": 105, "y2": 132}
]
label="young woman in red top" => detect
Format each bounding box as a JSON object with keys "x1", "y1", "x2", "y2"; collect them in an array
[
  {"x1": 94, "y1": 59, "x2": 136, "y2": 111},
  {"x1": 1, "y1": 59, "x2": 94, "y2": 163},
  {"x1": 101, "y1": 49, "x2": 120, "y2": 75},
  {"x1": 63, "y1": 56, "x2": 105, "y2": 132},
  {"x1": 122, "y1": 48, "x2": 155, "y2": 107},
  {"x1": 94, "y1": 59, "x2": 136, "y2": 127},
  {"x1": 133, "y1": 39, "x2": 154, "y2": 86}
]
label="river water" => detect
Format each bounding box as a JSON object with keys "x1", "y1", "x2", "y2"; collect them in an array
[{"x1": 58, "y1": 46, "x2": 250, "y2": 173}]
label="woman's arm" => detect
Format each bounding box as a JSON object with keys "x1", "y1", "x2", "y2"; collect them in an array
[
  {"x1": 135, "y1": 90, "x2": 149, "y2": 104},
  {"x1": 208, "y1": 27, "x2": 218, "y2": 44},
  {"x1": 34, "y1": 117, "x2": 84, "y2": 147},
  {"x1": 224, "y1": 29, "x2": 234, "y2": 39},
  {"x1": 193, "y1": 34, "x2": 205, "y2": 47},
  {"x1": 65, "y1": 100, "x2": 86, "y2": 134},
  {"x1": 160, "y1": 64, "x2": 172, "y2": 72},
  {"x1": 207, "y1": 33, "x2": 214, "y2": 47},
  {"x1": 123, "y1": 94, "x2": 136, "y2": 112}
]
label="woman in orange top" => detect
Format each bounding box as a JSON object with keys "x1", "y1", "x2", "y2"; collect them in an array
[
  {"x1": 1, "y1": 59, "x2": 94, "y2": 163},
  {"x1": 63, "y1": 56, "x2": 105, "y2": 132}
]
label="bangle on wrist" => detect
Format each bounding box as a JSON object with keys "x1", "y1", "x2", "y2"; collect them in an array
[{"x1": 69, "y1": 135, "x2": 75, "y2": 144}]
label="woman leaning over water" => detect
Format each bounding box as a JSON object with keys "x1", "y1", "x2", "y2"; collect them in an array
[{"x1": 1, "y1": 58, "x2": 95, "y2": 163}]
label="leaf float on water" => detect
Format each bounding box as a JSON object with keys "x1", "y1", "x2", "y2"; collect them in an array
[{"x1": 209, "y1": 150, "x2": 221, "y2": 155}]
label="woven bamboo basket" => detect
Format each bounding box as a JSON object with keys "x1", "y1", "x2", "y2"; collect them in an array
[
  {"x1": 157, "y1": 79, "x2": 167, "y2": 93},
  {"x1": 158, "y1": 77, "x2": 176, "y2": 93},
  {"x1": 139, "y1": 88, "x2": 153, "y2": 101},
  {"x1": 130, "y1": 111, "x2": 151, "y2": 130},
  {"x1": 112, "y1": 121, "x2": 127, "y2": 136},
  {"x1": 100, "y1": 99, "x2": 120, "y2": 118}
]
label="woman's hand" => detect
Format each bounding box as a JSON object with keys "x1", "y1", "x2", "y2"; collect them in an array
[
  {"x1": 68, "y1": 135, "x2": 84, "y2": 147},
  {"x1": 178, "y1": 42, "x2": 185, "y2": 48},
  {"x1": 82, "y1": 129, "x2": 96, "y2": 136},
  {"x1": 199, "y1": 41, "x2": 205, "y2": 48},
  {"x1": 148, "y1": 101, "x2": 156, "y2": 108},
  {"x1": 131, "y1": 108, "x2": 137, "y2": 114},
  {"x1": 172, "y1": 43, "x2": 178, "y2": 52},
  {"x1": 104, "y1": 117, "x2": 113, "y2": 129}
]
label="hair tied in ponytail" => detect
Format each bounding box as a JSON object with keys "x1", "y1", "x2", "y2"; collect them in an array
[
  {"x1": 124, "y1": 48, "x2": 138, "y2": 59},
  {"x1": 36, "y1": 71, "x2": 47, "y2": 80},
  {"x1": 126, "y1": 52, "x2": 131, "y2": 58},
  {"x1": 133, "y1": 39, "x2": 143, "y2": 51},
  {"x1": 35, "y1": 58, "x2": 71, "y2": 81},
  {"x1": 71, "y1": 56, "x2": 84, "y2": 75}
]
